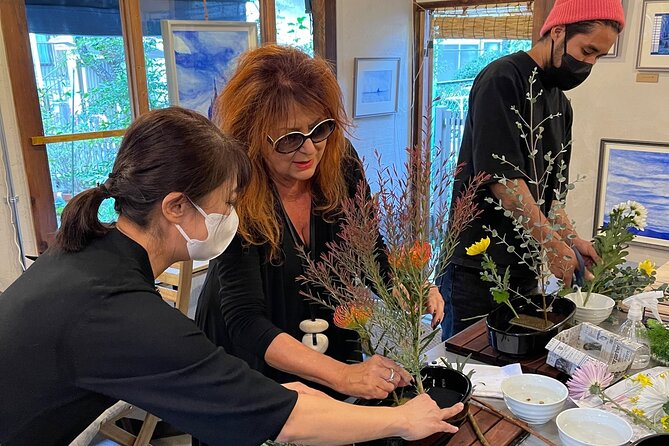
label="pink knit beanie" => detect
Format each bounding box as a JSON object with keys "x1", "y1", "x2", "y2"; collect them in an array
[{"x1": 540, "y1": 0, "x2": 625, "y2": 37}]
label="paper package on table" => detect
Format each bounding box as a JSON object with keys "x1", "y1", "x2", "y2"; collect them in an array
[{"x1": 545, "y1": 322, "x2": 642, "y2": 378}]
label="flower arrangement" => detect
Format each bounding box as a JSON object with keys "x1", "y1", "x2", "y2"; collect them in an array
[
  {"x1": 581, "y1": 201, "x2": 663, "y2": 306},
  {"x1": 297, "y1": 141, "x2": 487, "y2": 393},
  {"x1": 567, "y1": 361, "x2": 669, "y2": 434},
  {"x1": 466, "y1": 68, "x2": 578, "y2": 331}
]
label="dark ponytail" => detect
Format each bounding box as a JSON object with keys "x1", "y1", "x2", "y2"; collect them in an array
[
  {"x1": 55, "y1": 107, "x2": 251, "y2": 252},
  {"x1": 56, "y1": 186, "x2": 111, "y2": 252}
]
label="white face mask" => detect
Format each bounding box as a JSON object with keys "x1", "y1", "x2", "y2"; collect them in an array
[{"x1": 175, "y1": 198, "x2": 238, "y2": 261}]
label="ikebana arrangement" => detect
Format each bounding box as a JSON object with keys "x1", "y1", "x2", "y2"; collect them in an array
[
  {"x1": 466, "y1": 69, "x2": 577, "y2": 356},
  {"x1": 298, "y1": 138, "x2": 486, "y2": 396},
  {"x1": 580, "y1": 201, "x2": 664, "y2": 305}
]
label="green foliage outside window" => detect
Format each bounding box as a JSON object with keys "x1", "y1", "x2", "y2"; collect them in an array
[{"x1": 35, "y1": 35, "x2": 169, "y2": 223}]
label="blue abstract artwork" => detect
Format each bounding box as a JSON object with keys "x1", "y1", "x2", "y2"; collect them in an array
[
  {"x1": 600, "y1": 143, "x2": 669, "y2": 245},
  {"x1": 163, "y1": 22, "x2": 256, "y2": 118},
  {"x1": 353, "y1": 58, "x2": 399, "y2": 118},
  {"x1": 651, "y1": 13, "x2": 669, "y2": 55}
]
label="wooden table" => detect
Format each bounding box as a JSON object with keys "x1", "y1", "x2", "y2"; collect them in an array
[
  {"x1": 443, "y1": 319, "x2": 568, "y2": 382},
  {"x1": 655, "y1": 259, "x2": 669, "y2": 285},
  {"x1": 424, "y1": 342, "x2": 565, "y2": 446}
]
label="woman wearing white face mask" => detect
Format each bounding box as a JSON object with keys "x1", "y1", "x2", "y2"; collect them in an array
[
  {"x1": 0, "y1": 107, "x2": 463, "y2": 446},
  {"x1": 175, "y1": 197, "x2": 239, "y2": 261}
]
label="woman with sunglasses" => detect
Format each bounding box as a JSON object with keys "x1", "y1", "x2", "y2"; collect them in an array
[
  {"x1": 195, "y1": 45, "x2": 445, "y2": 405},
  {"x1": 0, "y1": 107, "x2": 463, "y2": 446}
]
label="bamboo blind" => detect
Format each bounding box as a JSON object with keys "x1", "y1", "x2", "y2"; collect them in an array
[{"x1": 433, "y1": 2, "x2": 534, "y2": 40}]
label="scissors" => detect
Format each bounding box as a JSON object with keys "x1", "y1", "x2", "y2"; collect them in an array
[{"x1": 572, "y1": 247, "x2": 586, "y2": 288}]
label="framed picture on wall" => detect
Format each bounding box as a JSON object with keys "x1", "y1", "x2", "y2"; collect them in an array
[
  {"x1": 602, "y1": 0, "x2": 624, "y2": 58},
  {"x1": 603, "y1": 37, "x2": 620, "y2": 58},
  {"x1": 353, "y1": 57, "x2": 400, "y2": 118},
  {"x1": 595, "y1": 139, "x2": 669, "y2": 248},
  {"x1": 636, "y1": 0, "x2": 669, "y2": 71},
  {"x1": 161, "y1": 20, "x2": 258, "y2": 118}
]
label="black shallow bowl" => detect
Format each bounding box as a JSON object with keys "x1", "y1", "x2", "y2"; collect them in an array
[
  {"x1": 632, "y1": 433, "x2": 669, "y2": 445},
  {"x1": 486, "y1": 295, "x2": 576, "y2": 357},
  {"x1": 354, "y1": 366, "x2": 472, "y2": 446}
]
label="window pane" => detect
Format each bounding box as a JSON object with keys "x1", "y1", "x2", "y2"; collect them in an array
[
  {"x1": 276, "y1": 0, "x2": 313, "y2": 56},
  {"x1": 48, "y1": 136, "x2": 121, "y2": 225},
  {"x1": 27, "y1": 2, "x2": 132, "y2": 134},
  {"x1": 140, "y1": 0, "x2": 260, "y2": 110},
  {"x1": 458, "y1": 43, "x2": 480, "y2": 69}
]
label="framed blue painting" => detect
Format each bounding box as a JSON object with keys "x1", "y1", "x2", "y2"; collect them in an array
[
  {"x1": 637, "y1": 0, "x2": 669, "y2": 71},
  {"x1": 595, "y1": 139, "x2": 669, "y2": 248},
  {"x1": 353, "y1": 57, "x2": 400, "y2": 118},
  {"x1": 161, "y1": 20, "x2": 258, "y2": 118}
]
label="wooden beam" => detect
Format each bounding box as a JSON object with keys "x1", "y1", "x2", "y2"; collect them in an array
[
  {"x1": 313, "y1": 0, "x2": 337, "y2": 69},
  {"x1": 260, "y1": 0, "x2": 277, "y2": 44},
  {"x1": 0, "y1": 0, "x2": 57, "y2": 252},
  {"x1": 119, "y1": 0, "x2": 149, "y2": 117},
  {"x1": 411, "y1": 7, "x2": 432, "y2": 150},
  {"x1": 532, "y1": 0, "x2": 556, "y2": 43},
  {"x1": 31, "y1": 129, "x2": 126, "y2": 146}
]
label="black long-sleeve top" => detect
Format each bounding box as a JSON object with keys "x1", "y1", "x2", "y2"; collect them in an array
[
  {"x1": 195, "y1": 146, "x2": 388, "y2": 397},
  {"x1": 0, "y1": 229, "x2": 297, "y2": 446}
]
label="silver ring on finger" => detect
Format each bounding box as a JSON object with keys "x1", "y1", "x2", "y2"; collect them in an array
[{"x1": 386, "y1": 367, "x2": 395, "y2": 382}]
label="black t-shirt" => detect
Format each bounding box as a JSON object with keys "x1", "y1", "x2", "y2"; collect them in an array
[
  {"x1": 0, "y1": 229, "x2": 297, "y2": 446},
  {"x1": 196, "y1": 146, "x2": 389, "y2": 398},
  {"x1": 451, "y1": 51, "x2": 573, "y2": 274}
]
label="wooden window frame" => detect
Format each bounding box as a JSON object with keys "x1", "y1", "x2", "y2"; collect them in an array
[
  {"x1": 411, "y1": 0, "x2": 556, "y2": 149},
  {"x1": 1, "y1": 0, "x2": 337, "y2": 253}
]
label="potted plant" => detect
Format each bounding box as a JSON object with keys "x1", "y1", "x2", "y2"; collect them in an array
[
  {"x1": 297, "y1": 137, "x2": 486, "y2": 443},
  {"x1": 466, "y1": 69, "x2": 577, "y2": 357}
]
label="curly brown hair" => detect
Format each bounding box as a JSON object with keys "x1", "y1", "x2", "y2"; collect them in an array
[{"x1": 213, "y1": 44, "x2": 351, "y2": 260}]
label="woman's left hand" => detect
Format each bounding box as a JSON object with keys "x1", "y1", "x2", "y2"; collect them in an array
[{"x1": 427, "y1": 285, "x2": 445, "y2": 329}]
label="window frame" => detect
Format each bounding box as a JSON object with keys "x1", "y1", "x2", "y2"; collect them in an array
[
  {"x1": 411, "y1": 0, "x2": 556, "y2": 148},
  {"x1": 1, "y1": 0, "x2": 337, "y2": 253}
]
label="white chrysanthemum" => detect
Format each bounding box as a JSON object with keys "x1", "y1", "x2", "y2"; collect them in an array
[
  {"x1": 612, "y1": 201, "x2": 648, "y2": 231},
  {"x1": 629, "y1": 201, "x2": 648, "y2": 231},
  {"x1": 636, "y1": 373, "x2": 669, "y2": 422}
]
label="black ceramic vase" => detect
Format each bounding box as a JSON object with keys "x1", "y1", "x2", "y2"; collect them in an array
[
  {"x1": 353, "y1": 366, "x2": 472, "y2": 446},
  {"x1": 632, "y1": 433, "x2": 669, "y2": 445},
  {"x1": 486, "y1": 295, "x2": 576, "y2": 357}
]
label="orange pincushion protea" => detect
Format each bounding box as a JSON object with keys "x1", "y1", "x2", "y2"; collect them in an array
[
  {"x1": 409, "y1": 240, "x2": 431, "y2": 269},
  {"x1": 389, "y1": 240, "x2": 432, "y2": 270},
  {"x1": 333, "y1": 303, "x2": 372, "y2": 330}
]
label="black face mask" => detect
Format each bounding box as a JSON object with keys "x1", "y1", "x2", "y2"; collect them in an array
[{"x1": 543, "y1": 38, "x2": 593, "y2": 91}]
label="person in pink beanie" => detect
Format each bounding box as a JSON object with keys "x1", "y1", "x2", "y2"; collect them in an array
[{"x1": 437, "y1": 0, "x2": 624, "y2": 339}]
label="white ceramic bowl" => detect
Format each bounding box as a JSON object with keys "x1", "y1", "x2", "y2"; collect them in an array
[
  {"x1": 557, "y1": 408, "x2": 633, "y2": 446},
  {"x1": 565, "y1": 292, "x2": 615, "y2": 325},
  {"x1": 500, "y1": 374, "x2": 568, "y2": 424}
]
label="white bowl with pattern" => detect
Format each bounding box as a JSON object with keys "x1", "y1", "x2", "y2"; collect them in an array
[
  {"x1": 565, "y1": 292, "x2": 615, "y2": 325},
  {"x1": 500, "y1": 374, "x2": 568, "y2": 425}
]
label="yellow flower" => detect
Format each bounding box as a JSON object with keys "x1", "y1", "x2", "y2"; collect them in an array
[
  {"x1": 466, "y1": 237, "x2": 490, "y2": 256},
  {"x1": 632, "y1": 408, "x2": 646, "y2": 417},
  {"x1": 630, "y1": 396, "x2": 640, "y2": 404},
  {"x1": 631, "y1": 374, "x2": 653, "y2": 388},
  {"x1": 638, "y1": 259, "x2": 656, "y2": 276},
  {"x1": 661, "y1": 416, "x2": 669, "y2": 432}
]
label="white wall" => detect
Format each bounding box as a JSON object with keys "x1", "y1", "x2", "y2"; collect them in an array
[
  {"x1": 0, "y1": 18, "x2": 37, "y2": 291},
  {"x1": 566, "y1": 0, "x2": 669, "y2": 265},
  {"x1": 336, "y1": 0, "x2": 413, "y2": 186}
]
